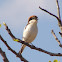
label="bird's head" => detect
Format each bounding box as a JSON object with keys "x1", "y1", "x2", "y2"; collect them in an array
[{"x1": 28, "y1": 15, "x2": 38, "y2": 24}]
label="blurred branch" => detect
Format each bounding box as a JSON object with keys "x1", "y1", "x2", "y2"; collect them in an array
[
  {"x1": 59, "y1": 32, "x2": 62, "y2": 37},
  {"x1": 0, "y1": 35, "x2": 28, "y2": 62},
  {"x1": 51, "y1": 30, "x2": 62, "y2": 47},
  {"x1": 0, "y1": 48, "x2": 9, "y2": 62},
  {"x1": 2, "y1": 23, "x2": 62, "y2": 56}
]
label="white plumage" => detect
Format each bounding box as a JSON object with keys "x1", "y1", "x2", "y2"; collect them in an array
[{"x1": 19, "y1": 15, "x2": 38, "y2": 54}]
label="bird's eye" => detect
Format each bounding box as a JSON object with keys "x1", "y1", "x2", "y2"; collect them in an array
[{"x1": 29, "y1": 18, "x2": 32, "y2": 20}]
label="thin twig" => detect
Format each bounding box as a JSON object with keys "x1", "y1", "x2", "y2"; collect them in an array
[
  {"x1": 0, "y1": 35, "x2": 28, "y2": 62},
  {"x1": 39, "y1": 6, "x2": 61, "y2": 27},
  {"x1": 2, "y1": 23, "x2": 62, "y2": 56},
  {"x1": 56, "y1": 0, "x2": 62, "y2": 37},
  {"x1": 59, "y1": 32, "x2": 62, "y2": 37},
  {"x1": 0, "y1": 48, "x2": 9, "y2": 62},
  {"x1": 56, "y1": 0, "x2": 61, "y2": 19},
  {"x1": 51, "y1": 30, "x2": 62, "y2": 47}
]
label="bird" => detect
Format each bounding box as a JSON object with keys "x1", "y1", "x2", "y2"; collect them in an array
[{"x1": 19, "y1": 15, "x2": 38, "y2": 54}]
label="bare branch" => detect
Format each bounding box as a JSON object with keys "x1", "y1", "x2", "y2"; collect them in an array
[
  {"x1": 0, "y1": 35, "x2": 28, "y2": 62},
  {"x1": 2, "y1": 23, "x2": 62, "y2": 56},
  {"x1": 56, "y1": 0, "x2": 61, "y2": 19},
  {"x1": 39, "y1": 3, "x2": 62, "y2": 37},
  {"x1": 51, "y1": 30, "x2": 62, "y2": 47},
  {"x1": 39, "y1": 6, "x2": 61, "y2": 27},
  {"x1": 39, "y1": 6, "x2": 61, "y2": 24},
  {"x1": 16, "y1": 40, "x2": 62, "y2": 56},
  {"x1": 56, "y1": 0, "x2": 62, "y2": 37},
  {"x1": 0, "y1": 48, "x2": 9, "y2": 62}
]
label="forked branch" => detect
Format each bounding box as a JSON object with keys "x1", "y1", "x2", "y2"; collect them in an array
[
  {"x1": 39, "y1": 6, "x2": 61, "y2": 26},
  {"x1": 39, "y1": 0, "x2": 62, "y2": 47}
]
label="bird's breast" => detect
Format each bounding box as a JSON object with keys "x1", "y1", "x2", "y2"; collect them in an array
[{"x1": 23, "y1": 23, "x2": 38, "y2": 43}]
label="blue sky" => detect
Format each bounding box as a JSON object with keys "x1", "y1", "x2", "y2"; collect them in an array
[{"x1": 0, "y1": 0, "x2": 62, "y2": 62}]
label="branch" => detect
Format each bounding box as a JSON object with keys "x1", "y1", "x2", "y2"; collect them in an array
[
  {"x1": 14, "y1": 40, "x2": 62, "y2": 56},
  {"x1": 0, "y1": 35, "x2": 28, "y2": 62},
  {"x1": 39, "y1": 6, "x2": 61, "y2": 27},
  {"x1": 56, "y1": 0, "x2": 61, "y2": 19},
  {"x1": 39, "y1": 1, "x2": 62, "y2": 37},
  {"x1": 56, "y1": 0, "x2": 62, "y2": 37},
  {"x1": 59, "y1": 32, "x2": 62, "y2": 37},
  {"x1": 51, "y1": 30, "x2": 62, "y2": 47},
  {"x1": 2, "y1": 23, "x2": 62, "y2": 56},
  {"x1": 0, "y1": 48, "x2": 9, "y2": 62}
]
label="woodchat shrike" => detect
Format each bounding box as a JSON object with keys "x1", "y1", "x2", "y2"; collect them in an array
[{"x1": 19, "y1": 15, "x2": 38, "y2": 54}]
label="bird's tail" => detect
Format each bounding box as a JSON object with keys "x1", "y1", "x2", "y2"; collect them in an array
[{"x1": 19, "y1": 44, "x2": 26, "y2": 54}]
